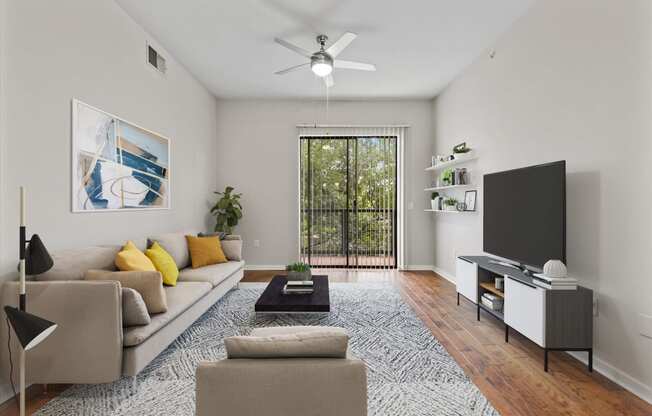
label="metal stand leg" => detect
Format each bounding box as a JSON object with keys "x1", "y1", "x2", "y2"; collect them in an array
[
  {"x1": 544, "y1": 349, "x2": 549, "y2": 372},
  {"x1": 505, "y1": 325, "x2": 509, "y2": 343},
  {"x1": 457, "y1": 293, "x2": 460, "y2": 305},
  {"x1": 20, "y1": 349, "x2": 25, "y2": 416},
  {"x1": 588, "y1": 349, "x2": 593, "y2": 372},
  {"x1": 476, "y1": 304, "x2": 480, "y2": 321}
]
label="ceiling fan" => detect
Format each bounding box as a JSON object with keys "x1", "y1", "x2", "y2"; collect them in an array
[{"x1": 274, "y1": 32, "x2": 376, "y2": 87}]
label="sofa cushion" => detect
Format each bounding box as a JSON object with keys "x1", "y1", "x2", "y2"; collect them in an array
[
  {"x1": 122, "y1": 288, "x2": 151, "y2": 327},
  {"x1": 85, "y1": 269, "x2": 167, "y2": 314},
  {"x1": 36, "y1": 245, "x2": 121, "y2": 281},
  {"x1": 178, "y1": 261, "x2": 244, "y2": 287},
  {"x1": 220, "y1": 239, "x2": 242, "y2": 261},
  {"x1": 186, "y1": 236, "x2": 227, "y2": 268},
  {"x1": 145, "y1": 242, "x2": 180, "y2": 286},
  {"x1": 225, "y1": 326, "x2": 349, "y2": 359},
  {"x1": 148, "y1": 231, "x2": 197, "y2": 269},
  {"x1": 115, "y1": 241, "x2": 156, "y2": 272},
  {"x1": 123, "y1": 282, "x2": 211, "y2": 346}
]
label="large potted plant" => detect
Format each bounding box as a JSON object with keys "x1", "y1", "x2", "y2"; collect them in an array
[
  {"x1": 210, "y1": 186, "x2": 243, "y2": 234},
  {"x1": 286, "y1": 262, "x2": 311, "y2": 281}
]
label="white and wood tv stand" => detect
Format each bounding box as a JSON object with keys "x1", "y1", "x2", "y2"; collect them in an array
[{"x1": 456, "y1": 256, "x2": 593, "y2": 372}]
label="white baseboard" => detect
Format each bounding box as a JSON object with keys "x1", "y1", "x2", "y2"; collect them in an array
[
  {"x1": 402, "y1": 264, "x2": 435, "y2": 271},
  {"x1": 431, "y1": 265, "x2": 456, "y2": 284},
  {"x1": 567, "y1": 351, "x2": 652, "y2": 405},
  {"x1": 244, "y1": 265, "x2": 286, "y2": 271}
]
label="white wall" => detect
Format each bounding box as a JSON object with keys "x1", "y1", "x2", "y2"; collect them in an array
[
  {"x1": 214, "y1": 99, "x2": 434, "y2": 268},
  {"x1": 0, "y1": 0, "x2": 219, "y2": 283},
  {"x1": 432, "y1": 0, "x2": 652, "y2": 402}
]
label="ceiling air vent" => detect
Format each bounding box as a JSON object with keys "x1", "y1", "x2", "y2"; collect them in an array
[{"x1": 147, "y1": 44, "x2": 167, "y2": 74}]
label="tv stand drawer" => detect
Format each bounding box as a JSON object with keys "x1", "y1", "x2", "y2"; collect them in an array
[
  {"x1": 504, "y1": 276, "x2": 545, "y2": 347},
  {"x1": 456, "y1": 257, "x2": 478, "y2": 304}
]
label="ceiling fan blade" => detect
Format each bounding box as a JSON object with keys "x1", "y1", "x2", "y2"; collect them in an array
[
  {"x1": 274, "y1": 63, "x2": 309, "y2": 75},
  {"x1": 274, "y1": 38, "x2": 312, "y2": 58},
  {"x1": 323, "y1": 74, "x2": 334, "y2": 88},
  {"x1": 334, "y1": 59, "x2": 376, "y2": 71},
  {"x1": 326, "y1": 32, "x2": 357, "y2": 57}
]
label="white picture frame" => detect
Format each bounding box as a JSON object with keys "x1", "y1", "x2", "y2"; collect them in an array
[
  {"x1": 464, "y1": 190, "x2": 477, "y2": 212},
  {"x1": 71, "y1": 99, "x2": 171, "y2": 212}
]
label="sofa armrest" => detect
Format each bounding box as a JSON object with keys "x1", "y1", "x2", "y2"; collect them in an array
[
  {"x1": 196, "y1": 358, "x2": 367, "y2": 416},
  {"x1": 1, "y1": 280, "x2": 123, "y2": 384}
]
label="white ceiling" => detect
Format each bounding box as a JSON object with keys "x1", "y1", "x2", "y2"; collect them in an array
[{"x1": 116, "y1": 0, "x2": 534, "y2": 99}]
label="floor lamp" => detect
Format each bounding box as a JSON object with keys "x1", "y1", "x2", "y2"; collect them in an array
[{"x1": 4, "y1": 187, "x2": 57, "y2": 416}]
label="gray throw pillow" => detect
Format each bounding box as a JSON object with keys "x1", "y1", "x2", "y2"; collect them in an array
[
  {"x1": 221, "y1": 239, "x2": 242, "y2": 261},
  {"x1": 122, "y1": 288, "x2": 151, "y2": 327}
]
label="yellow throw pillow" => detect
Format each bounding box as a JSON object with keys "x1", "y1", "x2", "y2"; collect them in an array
[
  {"x1": 115, "y1": 241, "x2": 156, "y2": 272},
  {"x1": 146, "y1": 242, "x2": 180, "y2": 286},
  {"x1": 186, "y1": 235, "x2": 227, "y2": 269}
]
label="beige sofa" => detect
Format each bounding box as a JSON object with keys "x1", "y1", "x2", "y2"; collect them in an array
[
  {"x1": 0, "y1": 232, "x2": 244, "y2": 384},
  {"x1": 196, "y1": 326, "x2": 368, "y2": 416}
]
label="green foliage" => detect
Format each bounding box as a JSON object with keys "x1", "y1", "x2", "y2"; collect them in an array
[
  {"x1": 210, "y1": 186, "x2": 243, "y2": 234},
  {"x1": 444, "y1": 197, "x2": 457, "y2": 206},
  {"x1": 441, "y1": 168, "x2": 454, "y2": 184},
  {"x1": 431, "y1": 192, "x2": 439, "y2": 200},
  {"x1": 287, "y1": 262, "x2": 310, "y2": 272}
]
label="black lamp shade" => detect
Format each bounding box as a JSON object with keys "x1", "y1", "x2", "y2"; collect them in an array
[
  {"x1": 4, "y1": 306, "x2": 57, "y2": 351},
  {"x1": 25, "y1": 234, "x2": 53, "y2": 275}
]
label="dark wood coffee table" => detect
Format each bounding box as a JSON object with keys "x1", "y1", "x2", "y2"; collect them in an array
[{"x1": 255, "y1": 275, "x2": 330, "y2": 314}]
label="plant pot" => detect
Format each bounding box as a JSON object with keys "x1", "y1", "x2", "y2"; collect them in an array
[
  {"x1": 445, "y1": 205, "x2": 457, "y2": 211},
  {"x1": 431, "y1": 200, "x2": 438, "y2": 210},
  {"x1": 287, "y1": 270, "x2": 312, "y2": 281}
]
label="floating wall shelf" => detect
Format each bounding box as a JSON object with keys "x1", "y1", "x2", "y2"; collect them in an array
[
  {"x1": 424, "y1": 184, "x2": 471, "y2": 192},
  {"x1": 425, "y1": 151, "x2": 477, "y2": 172},
  {"x1": 424, "y1": 209, "x2": 473, "y2": 214}
]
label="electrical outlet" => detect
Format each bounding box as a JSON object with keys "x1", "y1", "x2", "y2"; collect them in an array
[
  {"x1": 639, "y1": 314, "x2": 652, "y2": 339},
  {"x1": 592, "y1": 296, "x2": 599, "y2": 317},
  {"x1": 253, "y1": 240, "x2": 260, "y2": 248},
  {"x1": 408, "y1": 201, "x2": 414, "y2": 210}
]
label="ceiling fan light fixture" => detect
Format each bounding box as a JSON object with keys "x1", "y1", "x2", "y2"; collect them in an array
[
  {"x1": 311, "y1": 52, "x2": 333, "y2": 77},
  {"x1": 311, "y1": 62, "x2": 332, "y2": 77}
]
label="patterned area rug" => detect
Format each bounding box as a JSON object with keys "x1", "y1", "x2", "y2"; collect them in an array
[{"x1": 36, "y1": 283, "x2": 499, "y2": 415}]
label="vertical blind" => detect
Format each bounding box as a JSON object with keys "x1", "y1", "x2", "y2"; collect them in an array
[{"x1": 297, "y1": 125, "x2": 407, "y2": 269}]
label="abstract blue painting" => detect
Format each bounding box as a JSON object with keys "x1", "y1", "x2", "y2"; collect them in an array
[{"x1": 72, "y1": 99, "x2": 170, "y2": 212}]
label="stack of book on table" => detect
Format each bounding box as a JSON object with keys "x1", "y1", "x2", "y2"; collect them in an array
[
  {"x1": 532, "y1": 274, "x2": 578, "y2": 290},
  {"x1": 283, "y1": 280, "x2": 314, "y2": 294},
  {"x1": 481, "y1": 293, "x2": 503, "y2": 312}
]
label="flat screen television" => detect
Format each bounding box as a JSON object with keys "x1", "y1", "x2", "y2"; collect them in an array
[{"x1": 483, "y1": 161, "x2": 566, "y2": 270}]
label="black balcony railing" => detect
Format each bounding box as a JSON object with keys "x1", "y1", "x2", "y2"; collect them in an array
[{"x1": 300, "y1": 207, "x2": 396, "y2": 268}]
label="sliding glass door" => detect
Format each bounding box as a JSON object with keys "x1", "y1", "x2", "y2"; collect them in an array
[{"x1": 300, "y1": 136, "x2": 397, "y2": 268}]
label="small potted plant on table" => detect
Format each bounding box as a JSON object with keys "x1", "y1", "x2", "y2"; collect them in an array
[{"x1": 286, "y1": 262, "x2": 312, "y2": 281}]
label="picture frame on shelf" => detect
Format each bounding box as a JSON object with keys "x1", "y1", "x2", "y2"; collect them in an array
[{"x1": 464, "y1": 190, "x2": 477, "y2": 211}]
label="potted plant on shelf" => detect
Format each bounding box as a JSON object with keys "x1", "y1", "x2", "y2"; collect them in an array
[
  {"x1": 453, "y1": 142, "x2": 471, "y2": 155},
  {"x1": 444, "y1": 197, "x2": 458, "y2": 211},
  {"x1": 441, "y1": 168, "x2": 454, "y2": 186},
  {"x1": 431, "y1": 192, "x2": 440, "y2": 210},
  {"x1": 210, "y1": 186, "x2": 243, "y2": 234},
  {"x1": 286, "y1": 262, "x2": 311, "y2": 281}
]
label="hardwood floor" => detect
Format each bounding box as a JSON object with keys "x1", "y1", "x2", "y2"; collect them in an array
[{"x1": 1, "y1": 270, "x2": 650, "y2": 415}]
